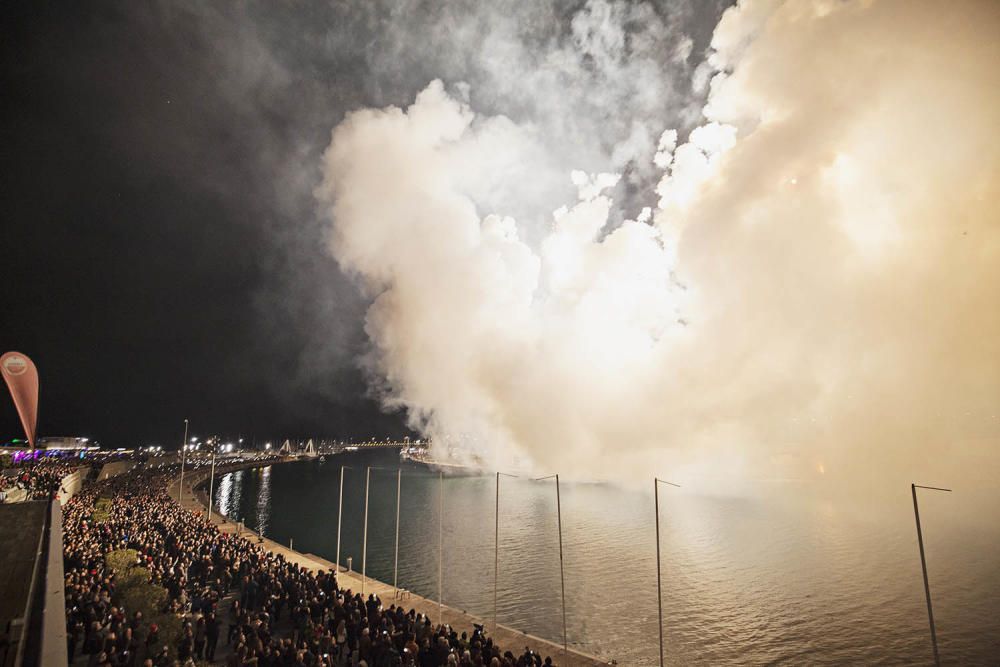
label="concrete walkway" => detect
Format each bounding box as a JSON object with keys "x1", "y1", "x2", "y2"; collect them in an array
[{"x1": 170, "y1": 464, "x2": 612, "y2": 666}]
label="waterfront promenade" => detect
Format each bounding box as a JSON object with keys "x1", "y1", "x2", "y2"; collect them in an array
[{"x1": 172, "y1": 461, "x2": 612, "y2": 666}]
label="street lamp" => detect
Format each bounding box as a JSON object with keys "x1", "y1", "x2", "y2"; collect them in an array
[
  {"x1": 654, "y1": 477, "x2": 681, "y2": 667},
  {"x1": 911, "y1": 483, "x2": 952, "y2": 667},
  {"x1": 207, "y1": 449, "x2": 217, "y2": 522},
  {"x1": 336, "y1": 466, "x2": 351, "y2": 571},
  {"x1": 534, "y1": 474, "x2": 568, "y2": 655},
  {"x1": 494, "y1": 471, "x2": 519, "y2": 634},
  {"x1": 362, "y1": 466, "x2": 371, "y2": 594},
  {"x1": 394, "y1": 467, "x2": 402, "y2": 593},
  {"x1": 178, "y1": 419, "x2": 189, "y2": 503},
  {"x1": 366, "y1": 466, "x2": 405, "y2": 594},
  {"x1": 438, "y1": 470, "x2": 444, "y2": 625}
]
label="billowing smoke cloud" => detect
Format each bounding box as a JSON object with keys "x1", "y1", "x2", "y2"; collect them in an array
[{"x1": 317, "y1": 0, "x2": 1000, "y2": 485}]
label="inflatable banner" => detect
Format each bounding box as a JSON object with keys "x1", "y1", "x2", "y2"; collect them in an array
[{"x1": 1, "y1": 351, "x2": 39, "y2": 446}]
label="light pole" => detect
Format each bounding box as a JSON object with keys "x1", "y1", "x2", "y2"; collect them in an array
[
  {"x1": 178, "y1": 419, "x2": 189, "y2": 503},
  {"x1": 366, "y1": 466, "x2": 405, "y2": 594},
  {"x1": 362, "y1": 465, "x2": 370, "y2": 595},
  {"x1": 438, "y1": 470, "x2": 444, "y2": 625},
  {"x1": 912, "y1": 483, "x2": 951, "y2": 667},
  {"x1": 207, "y1": 450, "x2": 216, "y2": 522},
  {"x1": 494, "y1": 471, "x2": 519, "y2": 634},
  {"x1": 654, "y1": 477, "x2": 681, "y2": 667},
  {"x1": 534, "y1": 474, "x2": 568, "y2": 655},
  {"x1": 336, "y1": 466, "x2": 350, "y2": 572},
  {"x1": 394, "y1": 467, "x2": 402, "y2": 593}
]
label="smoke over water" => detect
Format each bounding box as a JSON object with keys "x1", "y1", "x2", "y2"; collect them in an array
[{"x1": 316, "y1": 0, "x2": 1000, "y2": 486}]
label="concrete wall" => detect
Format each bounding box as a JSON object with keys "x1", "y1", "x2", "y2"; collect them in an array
[
  {"x1": 56, "y1": 470, "x2": 83, "y2": 506},
  {"x1": 40, "y1": 501, "x2": 67, "y2": 667},
  {"x1": 2, "y1": 487, "x2": 28, "y2": 503},
  {"x1": 96, "y1": 460, "x2": 136, "y2": 481},
  {"x1": 146, "y1": 454, "x2": 179, "y2": 468}
]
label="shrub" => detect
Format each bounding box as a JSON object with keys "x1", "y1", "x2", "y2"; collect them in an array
[
  {"x1": 92, "y1": 497, "x2": 113, "y2": 523},
  {"x1": 105, "y1": 548, "x2": 139, "y2": 573},
  {"x1": 105, "y1": 549, "x2": 180, "y2": 659}
]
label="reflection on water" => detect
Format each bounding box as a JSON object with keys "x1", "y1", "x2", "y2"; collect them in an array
[
  {"x1": 214, "y1": 452, "x2": 1000, "y2": 665},
  {"x1": 256, "y1": 465, "x2": 272, "y2": 536},
  {"x1": 215, "y1": 469, "x2": 239, "y2": 518}
]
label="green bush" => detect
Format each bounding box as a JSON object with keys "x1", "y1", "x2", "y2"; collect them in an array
[
  {"x1": 105, "y1": 549, "x2": 181, "y2": 659},
  {"x1": 92, "y1": 497, "x2": 113, "y2": 523},
  {"x1": 106, "y1": 548, "x2": 139, "y2": 573}
]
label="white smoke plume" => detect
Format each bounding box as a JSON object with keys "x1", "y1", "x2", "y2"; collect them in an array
[{"x1": 316, "y1": 0, "x2": 1000, "y2": 486}]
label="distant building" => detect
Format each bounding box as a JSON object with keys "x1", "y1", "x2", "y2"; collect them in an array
[{"x1": 35, "y1": 437, "x2": 92, "y2": 450}]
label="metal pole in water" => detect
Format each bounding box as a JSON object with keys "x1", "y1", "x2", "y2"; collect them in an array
[
  {"x1": 362, "y1": 465, "x2": 370, "y2": 595},
  {"x1": 493, "y1": 471, "x2": 519, "y2": 635},
  {"x1": 208, "y1": 451, "x2": 216, "y2": 521},
  {"x1": 654, "y1": 477, "x2": 680, "y2": 667},
  {"x1": 438, "y1": 470, "x2": 443, "y2": 625},
  {"x1": 654, "y1": 480, "x2": 662, "y2": 667},
  {"x1": 494, "y1": 471, "x2": 500, "y2": 635},
  {"x1": 533, "y1": 473, "x2": 568, "y2": 655},
  {"x1": 556, "y1": 474, "x2": 567, "y2": 655},
  {"x1": 912, "y1": 483, "x2": 951, "y2": 667},
  {"x1": 178, "y1": 418, "x2": 189, "y2": 503},
  {"x1": 336, "y1": 466, "x2": 345, "y2": 571},
  {"x1": 394, "y1": 467, "x2": 401, "y2": 592}
]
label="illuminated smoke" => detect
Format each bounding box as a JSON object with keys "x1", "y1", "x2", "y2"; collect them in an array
[{"x1": 316, "y1": 0, "x2": 1000, "y2": 486}]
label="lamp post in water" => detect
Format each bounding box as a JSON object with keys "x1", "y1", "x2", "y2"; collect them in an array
[
  {"x1": 362, "y1": 466, "x2": 371, "y2": 594},
  {"x1": 654, "y1": 477, "x2": 681, "y2": 667},
  {"x1": 438, "y1": 470, "x2": 444, "y2": 625},
  {"x1": 534, "y1": 474, "x2": 568, "y2": 655},
  {"x1": 368, "y1": 466, "x2": 405, "y2": 595},
  {"x1": 911, "y1": 483, "x2": 951, "y2": 667},
  {"x1": 394, "y1": 468, "x2": 402, "y2": 593},
  {"x1": 336, "y1": 466, "x2": 351, "y2": 572},
  {"x1": 178, "y1": 419, "x2": 189, "y2": 503},
  {"x1": 494, "y1": 471, "x2": 519, "y2": 634}
]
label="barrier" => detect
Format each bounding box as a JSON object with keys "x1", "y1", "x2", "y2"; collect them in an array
[
  {"x1": 39, "y1": 501, "x2": 67, "y2": 667},
  {"x1": 2, "y1": 487, "x2": 28, "y2": 503},
  {"x1": 5, "y1": 500, "x2": 67, "y2": 667},
  {"x1": 56, "y1": 469, "x2": 84, "y2": 506},
  {"x1": 146, "y1": 454, "x2": 179, "y2": 468},
  {"x1": 96, "y1": 460, "x2": 136, "y2": 481}
]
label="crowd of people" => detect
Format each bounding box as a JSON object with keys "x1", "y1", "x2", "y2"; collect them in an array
[
  {"x1": 62, "y1": 461, "x2": 558, "y2": 667},
  {"x1": 0, "y1": 459, "x2": 81, "y2": 501}
]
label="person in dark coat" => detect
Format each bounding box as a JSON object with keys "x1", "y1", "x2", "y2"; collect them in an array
[
  {"x1": 206, "y1": 611, "x2": 220, "y2": 662},
  {"x1": 194, "y1": 616, "x2": 207, "y2": 660}
]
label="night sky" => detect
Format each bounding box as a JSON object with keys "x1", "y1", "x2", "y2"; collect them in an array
[
  {"x1": 0, "y1": 2, "x2": 405, "y2": 447},
  {"x1": 0, "y1": 0, "x2": 728, "y2": 449}
]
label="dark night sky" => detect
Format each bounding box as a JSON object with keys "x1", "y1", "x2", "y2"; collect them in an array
[
  {"x1": 0, "y1": 1, "x2": 727, "y2": 449},
  {"x1": 0, "y1": 2, "x2": 407, "y2": 447}
]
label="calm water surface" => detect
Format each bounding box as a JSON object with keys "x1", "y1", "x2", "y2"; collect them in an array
[{"x1": 213, "y1": 451, "x2": 999, "y2": 665}]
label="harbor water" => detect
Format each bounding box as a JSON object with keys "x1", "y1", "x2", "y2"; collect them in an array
[{"x1": 213, "y1": 451, "x2": 999, "y2": 665}]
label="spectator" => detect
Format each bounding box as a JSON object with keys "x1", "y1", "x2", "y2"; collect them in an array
[{"x1": 62, "y1": 457, "x2": 554, "y2": 665}]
